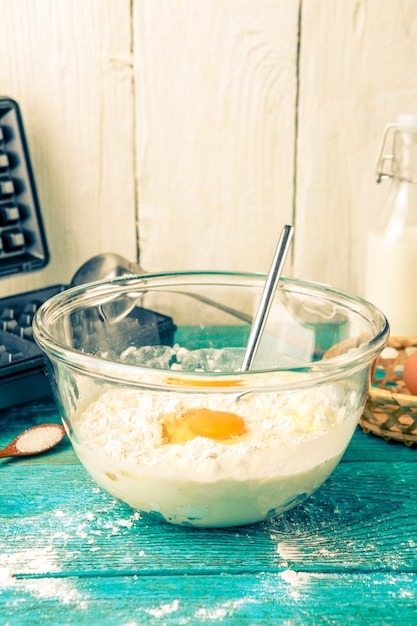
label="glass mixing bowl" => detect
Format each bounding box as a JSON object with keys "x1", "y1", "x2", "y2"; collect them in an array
[{"x1": 33, "y1": 272, "x2": 389, "y2": 528}]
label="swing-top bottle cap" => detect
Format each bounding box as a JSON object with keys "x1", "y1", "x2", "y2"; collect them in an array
[
  {"x1": 376, "y1": 114, "x2": 417, "y2": 182},
  {"x1": 397, "y1": 113, "x2": 417, "y2": 131}
]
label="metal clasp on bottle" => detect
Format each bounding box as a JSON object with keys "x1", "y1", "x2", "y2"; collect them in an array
[{"x1": 375, "y1": 122, "x2": 399, "y2": 183}]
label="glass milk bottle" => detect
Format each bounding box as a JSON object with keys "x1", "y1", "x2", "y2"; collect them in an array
[{"x1": 365, "y1": 114, "x2": 417, "y2": 336}]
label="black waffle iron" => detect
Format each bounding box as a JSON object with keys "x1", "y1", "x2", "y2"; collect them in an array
[{"x1": 0, "y1": 97, "x2": 175, "y2": 410}]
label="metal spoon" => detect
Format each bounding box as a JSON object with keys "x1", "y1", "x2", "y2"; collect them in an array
[
  {"x1": 241, "y1": 224, "x2": 294, "y2": 370},
  {"x1": 70, "y1": 252, "x2": 142, "y2": 287},
  {"x1": 69, "y1": 225, "x2": 294, "y2": 370},
  {"x1": 0, "y1": 423, "x2": 66, "y2": 459},
  {"x1": 70, "y1": 253, "x2": 253, "y2": 323}
]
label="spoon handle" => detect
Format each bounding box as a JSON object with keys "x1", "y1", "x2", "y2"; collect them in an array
[{"x1": 240, "y1": 225, "x2": 294, "y2": 371}]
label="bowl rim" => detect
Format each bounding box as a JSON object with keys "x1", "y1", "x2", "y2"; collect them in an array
[{"x1": 32, "y1": 270, "x2": 389, "y2": 392}]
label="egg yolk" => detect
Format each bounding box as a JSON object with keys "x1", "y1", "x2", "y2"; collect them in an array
[
  {"x1": 162, "y1": 408, "x2": 247, "y2": 444},
  {"x1": 186, "y1": 408, "x2": 246, "y2": 439}
]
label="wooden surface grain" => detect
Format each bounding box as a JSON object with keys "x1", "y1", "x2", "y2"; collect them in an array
[
  {"x1": 0, "y1": 398, "x2": 416, "y2": 624},
  {"x1": 2, "y1": 573, "x2": 416, "y2": 626},
  {"x1": 2, "y1": 1, "x2": 417, "y2": 302},
  {"x1": 295, "y1": 0, "x2": 417, "y2": 294},
  {"x1": 133, "y1": 0, "x2": 297, "y2": 276},
  {"x1": 0, "y1": 0, "x2": 137, "y2": 295}
]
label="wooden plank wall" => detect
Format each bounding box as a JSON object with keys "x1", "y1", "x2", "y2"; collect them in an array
[{"x1": 1, "y1": 0, "x2": 417, "y2": 299}]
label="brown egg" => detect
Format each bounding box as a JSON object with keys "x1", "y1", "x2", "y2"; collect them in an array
[{"x1": 403, "y1": 350, "x2": 417, "y2": 395}]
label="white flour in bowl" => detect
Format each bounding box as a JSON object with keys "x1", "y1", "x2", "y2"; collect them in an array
[{"x1": 70, "y1": 382, "x2": 359, "y2": 527}]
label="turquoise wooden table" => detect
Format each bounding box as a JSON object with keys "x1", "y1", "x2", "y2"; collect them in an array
[{"x1": 0, "y1": 398, "x2": 416, "y2": 625}]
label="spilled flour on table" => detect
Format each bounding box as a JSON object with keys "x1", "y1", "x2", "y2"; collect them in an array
[
  {"x1": 281, "y1": 569, "x2": 306, "y2": 586},
  {"x1": 0, "y1": 505, "x2": 145, "y2": 617},
  {"x1": 276, "y1": 541, "x2": 298, "y2": 561},
  {"x1": 279, "y1": 569, "x2": 312, "y2": 602},
  {"x1": 2, "y1": 547, "x2": 60, "y2": 575},
  {"x1": 18, "y1": 577, "x2": 88, "y2": 609},
  {"x1": 0, "y1": 568, "x2": 14, "y2": 587},
  {"x1": 146, "y1": 599, "x2": 179, "y2": 618},
  {"x1": 0, "y1": 568, "x2": 88, "y2": 613},
  {"x1": 0, "y1": 546, "x2": 88, "y2": 610},
  {"x1": 195, "y1": 598, "x2": 253, "y2": 620}
]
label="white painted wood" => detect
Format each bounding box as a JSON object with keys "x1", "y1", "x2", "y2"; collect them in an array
[
  {"x1": 295, "y1": 0, "x2": 417, "y2": 295},
  {"x1": 1, "y1": 0, "x2": 417, "y2": 306},
  {"x1": 0, "y1": 0, "x2": 136, "y2": 297},
  {"x1": 132, "y1": 0, "x2": 297, "y2": 274}
]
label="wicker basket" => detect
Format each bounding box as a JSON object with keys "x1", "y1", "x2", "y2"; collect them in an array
[{"x1": 359, "y1": 336, "x2": 417, "y2": 447}]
